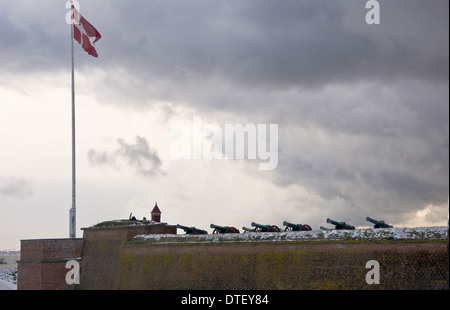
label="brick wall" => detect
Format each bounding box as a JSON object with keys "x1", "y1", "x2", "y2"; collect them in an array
[
  {"x1": 17, "y1": 223, "x2": 176, "y2": 290},
  {"x1": 18, "y1": 238, "x2": 84, "y2": 290},
  {"x1": 18, "y1": 225, "x2": 449, "y2": 290},
  {"x1": 113, "y1": 240, "x2": 448, "y2": 290},
  {"x1": 79, "y1": 223, "x2": 176, "y2": 289}
]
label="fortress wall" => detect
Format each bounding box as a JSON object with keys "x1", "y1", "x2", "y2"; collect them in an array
[
  {"x1": 19, "y1": 238, "x2": 84, "y2": 261},
  {"x1": 113, "y1": 240, "x2": 448, "y2": 290},
  {"x1": 18, "y1": 225, "x2": 448, "y2": 290},
  {"x1": 17, "y1": 223, "x2": 176, "y2": 290},
  {"x1": 79, "y1": 223, "x2": 176, "y2": 290},
  {"x1": 17, "y1": 238, "x2": 84, "y2": 290}
]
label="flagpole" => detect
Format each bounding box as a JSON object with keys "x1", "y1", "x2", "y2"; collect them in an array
[
  {"x1": 68, "y1": 2, "x2": 101, "y2": 238},
  {"x1": 69, "y1": 2, "x2": 76, "y2": 239}
]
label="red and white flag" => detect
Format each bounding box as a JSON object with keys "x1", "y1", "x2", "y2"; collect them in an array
[{"x1": 72, "y1": 5, "x2": 101, "y2": 57}]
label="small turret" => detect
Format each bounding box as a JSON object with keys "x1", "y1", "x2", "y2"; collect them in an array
[{"x1": 151, "y1": 202, "x2": 161, "y2": 222}]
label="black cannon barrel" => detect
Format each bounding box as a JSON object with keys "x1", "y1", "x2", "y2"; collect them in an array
[
  {"x1": 283, "y1": 220, "x2": 302, "y2": 231},
  {"x1": 210, "y1": 223, "x2": 227, "y2": 231},
  {"x1": 283, "y1": 221, "x2": 301, "y2": 229},
  {"x1": 320, "y1": 226, "x2": 333, "y2": 230},
  {"x1": 251, "y1": 222, "x2": 270, "y2": 229},
  {"x1": 283, "y1": 221, "x2": 313, "y2": 231},
  {"x1": 326, "y1": 218, "x2": 355, "y2": 230},
  {"x1": 242, "y1": 226, "x2": 256, "y2": 232},
  {"x1": 326, "y1": 218, "x2": 340, "y2": 225},
  {"x1": 210, "y1": 224, "x2": 240, "y2": 234},
  {"x1": 176, "y1": 224, "x2": 190, "y2": 230},
  {"x1": 251, "y1": 222, "x2": 280, "y2": 232},
  {"x1": 366, "y1": 217, "x2": 393, "y2": 228},
  {"x1": 176, "y1": 224, "x2": 208, "y2": 234}
]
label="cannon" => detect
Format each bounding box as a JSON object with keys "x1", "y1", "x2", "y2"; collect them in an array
[
  {"x1": 176, "y1": 224, "x2": 208, "y2": 235},
  {"x1": 283, "y1": 221, "x2": 312, "y2": 231},
  {"x1": 326, "y1": 218, "x2": 355, "y2": 230},
  {"x1": 251, "y1": 222, "x2": 281, "y2": 232},
  {"x1": 210, "y1": 224, "x2": 240, "y2": 234},
  {"x1": 366, "y1": 217, "x2": 393, "y2": 228},
  {"x1": 242, "y1": 226, "x2": 256, "y2": 233},
  {"x1": 320, "y1": 226, "x2": 333, "y2": 230}
]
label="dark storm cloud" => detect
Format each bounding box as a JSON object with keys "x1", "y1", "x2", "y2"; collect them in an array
[
  {"x1": 63, "y1": 0, "x2": 447, "y2": 117},
  {"x1": 2, "y1": 0, "x2": 447, "y2": 87},
  {"x1": 0, "y1": 1, "x2": 72, "y2": 73},
  {"x1": 118, "y1": 0, "x2": 446, "y2": 85},
  {"x1": 88, "y1": 136, "x2": 163, "y2": 177},
  {"x1": 1, "y1": 0, "x2": 448, "y2": 226}
]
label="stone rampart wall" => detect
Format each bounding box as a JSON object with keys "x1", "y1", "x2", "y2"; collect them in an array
[{"x1": 107, "y1": 240, "x2": 448, "y2": 290}]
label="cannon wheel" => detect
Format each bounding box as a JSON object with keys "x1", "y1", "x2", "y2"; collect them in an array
[
  {"x1": 268, "y1": 225, "x2": 281, "y2": 232},
  {"x1": 225, "y1": 227, "x2": 240, "y2": 234},
  {"x1": 212, "y1": 228, "x2": 221, "y2": 234},
  {"x1": 300, "y1": 224, "x2": 312, "y2": 231},
  {"x1": 285, "y1": 226, "x2": 293, "y2": 231}
]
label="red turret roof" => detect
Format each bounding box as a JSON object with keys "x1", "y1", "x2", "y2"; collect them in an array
[{"x1": 151, "y1": 202, "x2": 161, "y2": 214}]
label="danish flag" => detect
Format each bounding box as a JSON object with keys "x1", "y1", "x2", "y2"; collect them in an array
[{"x1": 72, "y1": 5, "x2": 101, "y2": 57}]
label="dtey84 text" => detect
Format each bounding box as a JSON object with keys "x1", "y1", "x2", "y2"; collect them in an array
[{"x1": 225, "y1": 294, "x2": 269, "y2": 305}]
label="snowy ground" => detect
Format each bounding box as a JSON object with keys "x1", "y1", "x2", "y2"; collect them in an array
[
  {"x1": 0, "y1": 269, "x2": 17, "y2": 290},
  {"x1": 133, "y1": 226, "x2": 448, "y2": 244},
  {"x1": 0, "y1": 253, "x2": 19, "y2": 290}
]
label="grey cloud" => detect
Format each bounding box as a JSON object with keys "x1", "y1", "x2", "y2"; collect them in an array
[
  {"x1": 1, "y1": 0, "x2": 448, "y2": 227},
  {"x1": 62, "y1": 0, "x2": 447, "y2": 117},
  {"x1": 0, "y1": 1, "x2": 72, "y2": 73},
  {"x1": 273, "y1": 118, "x2": 448, "y2": 227},
  {"x1": 101, "y1": 0, "x2": 447, "y2": 88},
  {"x1": 3, "y1": 1, "x2": 447, "y2": 87},
  {"x1": 88, "y1": 136, "x2": 163, "y2": 177},
  {"x1": 268, "y1": 79, "x2": 448, "y2": 225},
  {"x1": 0, "y1": 177, "x2": 33, "y2": 199}
]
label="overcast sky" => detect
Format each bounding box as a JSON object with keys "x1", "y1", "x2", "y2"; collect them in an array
[{"x1": 0, "y1": 0, "x2": 448, "y2": 250}]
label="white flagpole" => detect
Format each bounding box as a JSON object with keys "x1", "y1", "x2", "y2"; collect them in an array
[{"x1": 69, "y1": 1, "x2": 76, "y2": 239}]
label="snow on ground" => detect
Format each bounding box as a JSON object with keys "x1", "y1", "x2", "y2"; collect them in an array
[
  {"x1": 133, "y1": 226, "x2": 448, "y2": 244},
  {"x1": 0, "y1": 252, "x2": 19, "y2": 290},
  {"x1": 0, "y1": 269, "x2": 17, "y2": 290}
]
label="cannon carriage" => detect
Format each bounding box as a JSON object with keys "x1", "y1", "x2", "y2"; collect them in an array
[
  {"x1": 176, "y1": 224, "x2": 208, "y2": 235},
  {"x1": 210, "y1": 224, "x2": 240, "y2": 234},
  {"x1": 283, "y1": 221, "x2": 312, "y2": 231},
  {"x1": 366, "y1": 217, "x2": 393, "y2": 228}
]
